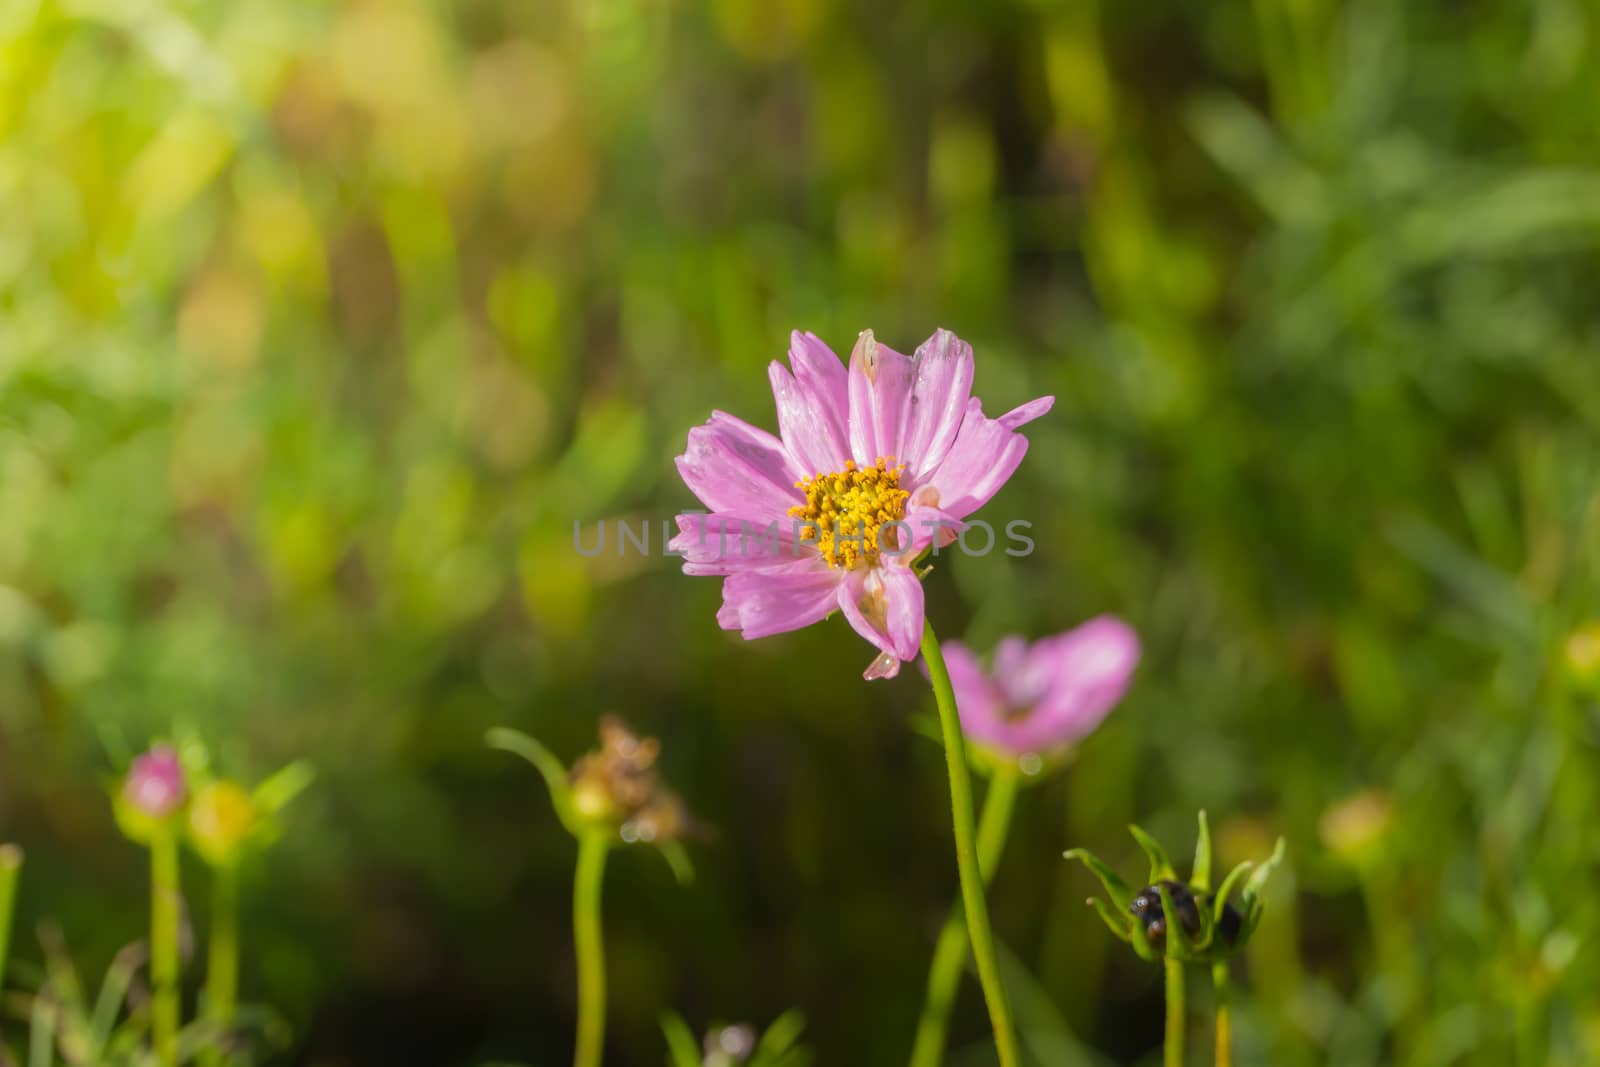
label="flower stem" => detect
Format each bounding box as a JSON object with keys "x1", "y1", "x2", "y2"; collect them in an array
[
  {"x1": 1165, "y1": 958, "x2": 1185, "y2": 1067},
  {"x1": 151, "y1": 829, "x2": 182, "y2": 1067},
  {"x1": 202, "y1": 864, "x2": 240, "y2": 1066},
  {"x1": 573, "y1": 830, "x2": 610, "y2": 1067},
  {"x1": 1212, "y1": 960, "x2": 1231, "y2": 1067},
  {"x1": 908, "y1": 765, "x2": 1020, "y2": 1067},
  {"x1": 920, "y1": 622, "x2": 1020, "y2": 1067}
]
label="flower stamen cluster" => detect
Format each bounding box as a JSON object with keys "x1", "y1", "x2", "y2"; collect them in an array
[{"x1": 788, "y1": 457, "x2": 909, "y2": 569}]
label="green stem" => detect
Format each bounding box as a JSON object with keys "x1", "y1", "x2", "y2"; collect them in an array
[
  {"x1": 0, "y1": 845, "x2": 23, "y2": 994},
  {"x1": 1212, "y1": 960, "x2": 1231, "y2": 1067},
  {"x1": 909, "y1": 765, "x2": 1020, "y2": 1067},
  {"x1": 203, "y1": 864, "x2": 240, "y2": 1065},
  {"x1": 921, "y1": 622, "x2": 1020, "y2": 1067},
  {"x1": 151, "y1": 830, "x2": 181, "y2": 1067},
  {"x1": 573, "y1": 831, "x2": 609, "y2": 1067},
  {"x1": 1164, "y1": 958, "x2": 1185, "y2": 1067}
]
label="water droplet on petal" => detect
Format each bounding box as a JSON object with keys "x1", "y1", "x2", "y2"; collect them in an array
[{"x1": 863, "y1": 651, "x2": 899, "y2": 680}]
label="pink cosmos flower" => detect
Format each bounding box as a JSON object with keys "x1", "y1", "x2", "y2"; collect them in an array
[
  {"x1": 123, "y1": 744, "x2": 188, "y2": 819},
  {"x1": 940, "y1": 617, "x2": 1140, "y2": 757},
  {"x1": 671, "y1": 329, "x2": 1053, "y2": 679}
]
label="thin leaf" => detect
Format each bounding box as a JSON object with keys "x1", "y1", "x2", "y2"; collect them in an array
[
  {"x1": 1191, "y1": 810, "x2": 1212, "y2": 892},
  {"x1": 89, "y1": 945, "x2": 143, "y2": 1058},
  {"x1": 1128, "y1": 825, "x2": 1176, "y2": 883},
  {"x1": 1063, "y1": 848, "x2": 1134, "y2": 910},
  {"x1": 659, "y1": 1011, "x2": 701, "y2": 1067}
]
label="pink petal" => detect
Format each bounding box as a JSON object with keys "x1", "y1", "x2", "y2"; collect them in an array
[
  {"x1": 836, "y1": 564, "x2": 924, "y2": 664},
  {"x1": 903, "y1": 500, "x2": 966, "y2": 557},
  {"x1": 715, "y1": 560, "x2": 841, "y2": 640},
  {"x1": 921, "y1": 397, "x2": 1036, "y2": 518},
  {"x1": 787, "y1": 330, "x2": 850, "y2": 446},
  {"x1": 898, "y1": 329, "x2": 975, "y2": 481},
  {"x1": 846, "y1": 330, "x2": 915, "y2": 466},
  {"x1": 997, "y1": 395, "x2": 1054, "y2": 431},
  {"x1": 1029, "y1": 616, "x2": 1140, "y2": 738},
  {"x1": 676, "y1": 411, "x2": 805, "y2": 517},
  {"x1": 671, "y1": 513, "x2": 810, "y2": 575},
  {"x1": 769, "y1": 361, "x2": 850, "y2": 476}
]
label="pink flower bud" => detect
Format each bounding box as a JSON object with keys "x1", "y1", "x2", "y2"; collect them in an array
[{"x1": 123, "y1": 745, "x2": 187, "y2": 819}]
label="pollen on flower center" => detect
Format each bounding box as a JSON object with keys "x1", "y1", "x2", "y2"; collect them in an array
[{"x1": 788, "y1": 457, "x2": 910, "y2": 569}]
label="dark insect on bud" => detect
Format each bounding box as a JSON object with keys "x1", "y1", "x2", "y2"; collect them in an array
[{"x1": 1129, "y1": 880, "x2": 1243, "y2": 949}]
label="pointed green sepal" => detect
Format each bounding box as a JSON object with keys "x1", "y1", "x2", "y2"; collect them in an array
[
  {"x1": 1214, "y1": 859, "x2": 1253, "y2": 917},
  {"x1": 658, "y1": 839, "x2": 695, "y2": 886},
  {"x1": 1129, "y1": 824, "x2": 1176, "y2": 882},
  {"x1": 1191, "y1": 810, "x2": 1213, "y2": 892},
  {"x1": 1157, "y1": 881, "x2": 1195, "y2": 959},
  {"x1": 486, "y1": 727, "x2": 578, "y2": 833},
  {"x1": 1064, "y1": 847, "x2": 1135, "y2": 910},
  {"x1": 1127, "y1": 906, "x2": 1161, "y2": 961},
  {"x1": 1242, "y1": 837, "x2": 1287, "y2": 911},
  {"x1": 1086, "y1": 895, "x2": 1134, "y2": 942}
]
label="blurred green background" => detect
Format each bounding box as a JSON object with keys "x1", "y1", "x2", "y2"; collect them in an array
[{"x1": 4, "y1": 0, "x2": 1600, "y2": 1063}]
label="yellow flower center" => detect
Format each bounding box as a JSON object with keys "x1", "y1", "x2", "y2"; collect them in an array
[{"x1": 789, "y1": 457, "x2": 910, "y2": 569}]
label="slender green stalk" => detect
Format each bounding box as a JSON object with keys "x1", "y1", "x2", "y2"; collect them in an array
[
  {"x1": 202, "y1": 864, "x2": 240, "y2": 1066},
  {"x1": 0, "y1": 844, "x2": 23, "y2": 993},
  {"x1": 921, "y1": 622, "x2": 1020, "y2": 1067},
  {"x1": 908, "y1": 765, "x2": 1020, "y2": 1067},
  {"x1": 1164, "y1": 958, "x2": 1185, "y2": 1067},
  {"x1": 150, "y1": 830, "x2": 182, "y2": 1067},
  {"x1": 1212, "y1": 960, "x2": 1231, "y2": 1067},
  {"x1": 572, "y1": 831, "x2": 610, "y2": 1067}
]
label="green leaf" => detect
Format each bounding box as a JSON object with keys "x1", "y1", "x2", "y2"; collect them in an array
[
  {"x1": 1063, "y1": 848, "x2": 1134, "y2": 910},
  {"x1": 660, "y1": 1011, "x2": 702, "y2": 1067},
  {"x1": 1129, "y1": 824, "x2": 1176, "y2": 883},
  {"x1": 1191, "y1": 810, "x2": 1212, "y2": 892}
]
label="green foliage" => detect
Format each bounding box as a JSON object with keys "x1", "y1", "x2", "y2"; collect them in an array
[{"x1": 1, "y1": 0, "x2": 1598, "y2": 1062}]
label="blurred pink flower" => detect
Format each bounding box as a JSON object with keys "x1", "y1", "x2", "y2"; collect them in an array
[
  {"x1": 940, "y1": 617, "x2": 1139, "y2": 757},
  {"x1": 672, "y1": 329, "x2": 1052, "y2": 679},
  {"x1": 123, "y1": 744, "x2": 187, "y2": 819}
]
